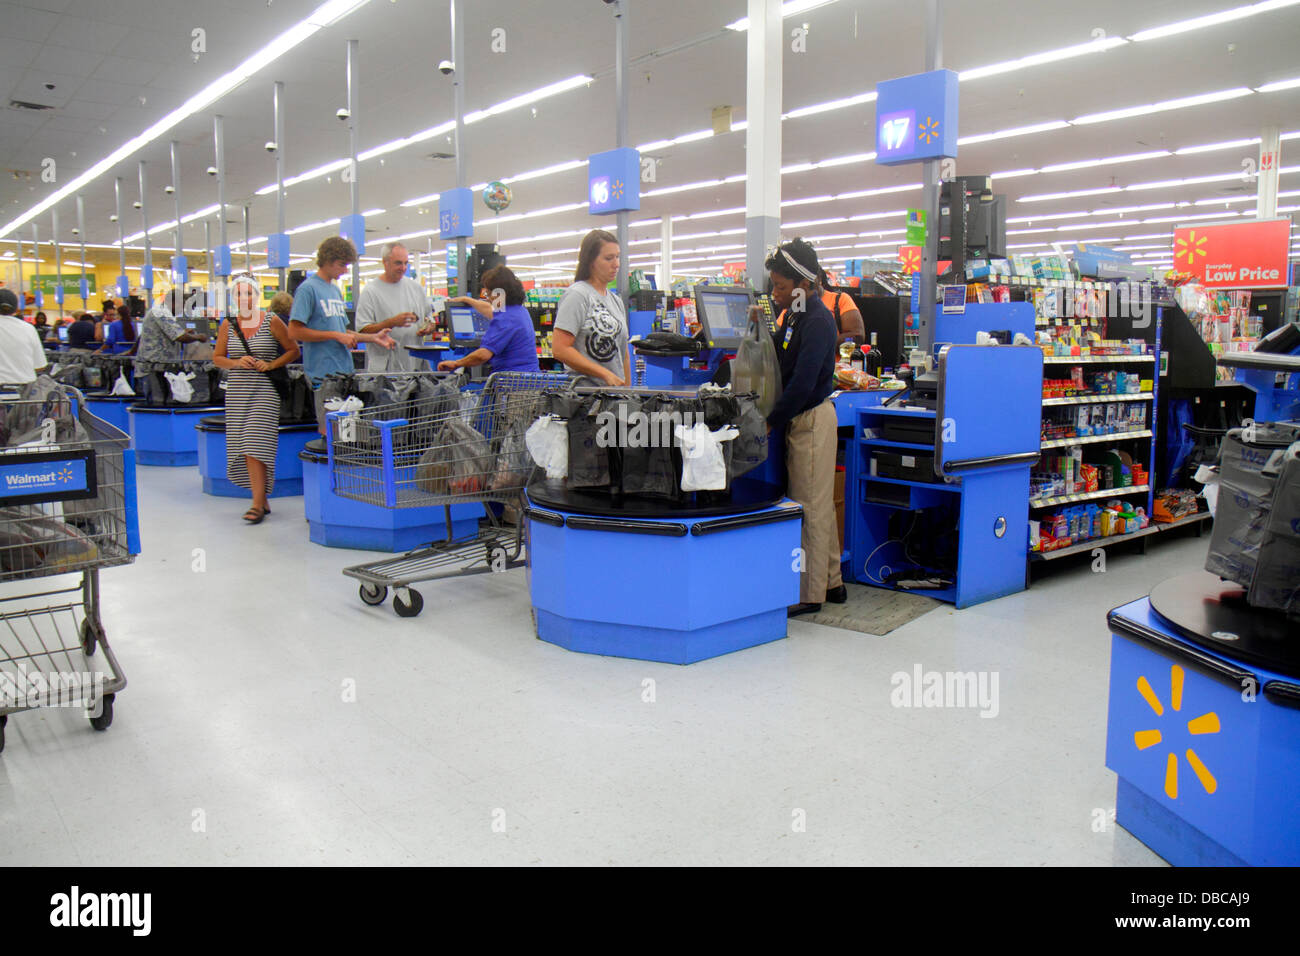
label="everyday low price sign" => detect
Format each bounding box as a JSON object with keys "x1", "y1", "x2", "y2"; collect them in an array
[{"x1": 1173, "y1": 219, "x2": 1291, "y2": 289}]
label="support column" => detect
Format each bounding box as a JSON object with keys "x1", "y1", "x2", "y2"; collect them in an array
[
  {"x1": 451, "y1": 0, "x2": 467, "y2": 292},
  {"x1": 114, "y1": 177, "x2": 127, "y2": 296},
  {"x1": 745, "y1": 0, "x2": 782, "y2": 288},
  {"x1": 242, "y1": 204, "x2": 251, "y2": 272},
  {"x1": 274, "y1": 81, "x2": 287, "y2": 291},
  {"x1": 614, "y1": 0, "x2": 630, "y2": 298},
  {"x1": 346, "y1": 37, "x2": 360, "y2": 310},
  {"x1": 658, "y1": 216, "x2": 673, "y2": 292},
  {"x1": 52, "y1": 210, "x2": 62, "y2": 313},
  {"x1": 1258, "y1": 126, "x2": 1281, "y2": 219},
  {"x1": 917, "y1": 0, "x2": 943, "y2": 356},
  {"x1": 76, "y1": 195, "x2": 87, "y2": 308},
  {"x1": 170, "y1": 139, "x2": 184, "y2": 287},
  {"x1": 139, "y1": 160, "x2": 153, "y2": 297}
]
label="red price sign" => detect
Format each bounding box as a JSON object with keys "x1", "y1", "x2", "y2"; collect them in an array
[{"x1": 1173, "y1": 219, "x2": 1291, "y2": 289}]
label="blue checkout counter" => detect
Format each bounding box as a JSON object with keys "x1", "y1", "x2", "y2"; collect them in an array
[
  {"x1": 524, "y1": 479, "x2": 801, "y2": 664},
  {"x1": 128, "y1": 403, "x2": 225, "y2": 466},
  {"x1": 84, "y1": 393, "x2": 136, "y2": 435},
  {"x1": 1106, "y1": 572, "x2": 1300, "y2": 866},
  {"x1": 298, "y1": 444, "x2": 481, "y2": 551},
  {"x1": 195, "y1": 415, "x2": 318, "y2": 498}
]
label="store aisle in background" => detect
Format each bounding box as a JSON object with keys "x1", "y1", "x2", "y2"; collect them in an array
[{"x1": 0, "y1": 465, "x2": 1200, "y2": 866}]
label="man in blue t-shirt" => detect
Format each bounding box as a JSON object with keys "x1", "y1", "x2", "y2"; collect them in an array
[
  {"x1": 289, "y1": 236, "x2": 395, "y2": 433},
  {"x1": 437, "y1": 265, "x2": 540, "y2": 376}
]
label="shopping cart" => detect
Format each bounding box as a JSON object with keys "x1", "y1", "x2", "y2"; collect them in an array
[
  {"x1": 328, "y1": 370, "x2": 569, "y2": 616},
  {"x1": 0, "y1": 386, "x2": 141, "y2": 753}
]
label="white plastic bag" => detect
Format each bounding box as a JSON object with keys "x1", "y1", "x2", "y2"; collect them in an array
[
  {"x1": 164, "y1": 371, "x2": 195, "y2": 403},
  {"x1": 110, "y1": 370, "x2": 135, "y2": 397},
  {"x1": 324, "y1": 395, "x2": 365, "y2": 442},
  {"x1": 675, "y1": 422, "x2": 737, "y2": 492},
  {"x1": 525, "y1": 414, "x2": 569, "y2": 480}
]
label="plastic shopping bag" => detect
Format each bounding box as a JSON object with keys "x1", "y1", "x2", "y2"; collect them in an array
[
  {"x1": 324, "y1": 395, "x2": 365, "y2": 442},
  {"x1": 164, "y1": 371, "x2": 195, "y2": 404},
  {"x1": 525, "y1": 414, "x2": 569, "y2": 480},
  {"x1": 675, "y1": 422, "x2": 738, "y2": 492},
  {"x1": 110, "y1": 370, "x2": 135, "y2": 397},
  {"x1": 414, "y1": 419, "x2": 491, "y2": 495},
  {"x1": 729, "y1": 305, "x2": 782, "y2": 418}
]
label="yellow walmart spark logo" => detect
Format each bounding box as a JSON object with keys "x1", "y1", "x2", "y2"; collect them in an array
[
  {"x1": 1174, "y1": 231, "x2": 1208, "y2": 266},
  {"x1": 612, "y1": 179, "x2": 625, "y2": 200},
  {"x1": 56, "y1": 467, "x2": 75, "y2": 482},
  {"x1": 1133, "y1": 664, "x2": 1220, "y2": 800},
  {"x1": 918, "y1": 117, "x2": 940, "y2": 144}
]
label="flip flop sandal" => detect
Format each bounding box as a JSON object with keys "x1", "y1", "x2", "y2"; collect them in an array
[{"x1": 242, "y1": 507, "x2": 267, "y2": 524}]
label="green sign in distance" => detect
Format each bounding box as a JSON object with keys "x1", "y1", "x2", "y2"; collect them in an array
[
  {"x1": 906, "y1": 209, "x2": 928, "y2": 246},
  {"x1": 30, "y1": 273, "x2": 96, "y2": 296}
]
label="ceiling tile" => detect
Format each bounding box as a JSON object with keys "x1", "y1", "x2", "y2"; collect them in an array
[
  {"x1": 1, "y1": 5, "x2": 61, "y2": 43},
  {"x1": 92, "y1": 55, "x2": 166, "y2": 87}
]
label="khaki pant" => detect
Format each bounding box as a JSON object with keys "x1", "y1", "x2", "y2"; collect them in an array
[{"x1": 785, "y1": 399, "x2": 842, "y2": 603}]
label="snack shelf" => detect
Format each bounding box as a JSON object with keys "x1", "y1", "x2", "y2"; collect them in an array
[
  {"x1": 1030, "y1": 484, "x2": 1150, "y2": 510},
  {"x1": 1029, "y1": 508, "x2": 1211, "y2": 561},
  {"x1": 1042, "y1": 392, "x2": 1153, "y2": 406},
  {"x1": 1042, "y1": 355, "x2": 1155, "y2": 364},
  {"x1": 1039, "y1": 429, "x2": 1152, "y2": 450}
]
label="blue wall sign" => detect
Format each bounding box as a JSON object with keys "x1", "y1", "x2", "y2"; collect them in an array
[
  {"x1": 439, "y1": 188, "x2": 474, "y2": 240},
  {"x1": 875, "y1": 69, "x2": 959, "y2": 167},
  {"x1": 587, "y1": 148, "x2": 640, "y2": 215},
  {"x1": 267, "y1": 233, "x2": 290, "y2": 270}
]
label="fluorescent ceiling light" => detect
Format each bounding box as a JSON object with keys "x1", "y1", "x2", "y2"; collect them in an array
[
  {"x1": 957, "y1": 36, "x2": 1129, "y2": 81},
  {"x1": 726, "y1": 0, "x2": 841, "y2": 31},
  {"x1": 958, "y1": 121, "x2": 1070, "y2": 146},
  {"x1": 1038, "y1": 150, "x2": 1171, "y2": 174},
  {"x1": 1175, "y1": 137, "x2": 1262, "y2": 155},
  {"x1": 1020, "y1": 187, "x2": 1123, "y2": 203},
  {"x1": 0, "y1": 0, "x2": 373, "y2": 239},
  {"x1": 1071, "y1": 87, "x2": 1253, "y2": 124},
  {"x1": 991, "y1": 169, "x2": 1039, "y2": 180},
  {"x1": 783, "y1": 92, "x2": 876, "y2": 120},
  {"x1": 1127, "y1": 0, "x2": 1300, "y2": 42},
  {"x1": 1257, "y1": 75, "x2": 1300, "y2": 93}
]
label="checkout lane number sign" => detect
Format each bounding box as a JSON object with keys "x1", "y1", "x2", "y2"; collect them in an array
[{"x1": 0, "y1": 449, "x2": 97, "y2": 507}]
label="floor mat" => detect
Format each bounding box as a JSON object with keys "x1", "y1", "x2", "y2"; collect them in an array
[{"x1": 803, "y1": 582, "x2": 942, "y2": 635}]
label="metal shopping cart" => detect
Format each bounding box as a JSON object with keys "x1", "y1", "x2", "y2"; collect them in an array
[
  {"x1": 0, "y1": 385, "x2": 141, "y2": 752},
  {"x1": 328, "y1": 370, "x2": 569, "y2": 616}
]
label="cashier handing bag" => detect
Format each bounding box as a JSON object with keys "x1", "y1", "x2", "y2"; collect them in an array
[{"x1": 757, "y1": 238, "x2": 846, "y2": 617}]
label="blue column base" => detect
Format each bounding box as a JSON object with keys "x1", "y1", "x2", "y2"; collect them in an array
[
  {"x1": 129, "y1": 405, "x2": 222, "y2": 468},
  {"x1": 203, "y1": 475, "x2": 305, "y2": 499},
  {"x1": 136, "y1": 449, "x2": 198, "y2": 466},
  {"x1": 197, "y1": 424, "x2": 316, "y2": 499},
  {"x1": 300, "y1": 453, "x2": 482, "y2": 552},
  {"x1": 1115, "y1": 778, "x2": 1247, "y2": 867},
  {"x1": 536, "y1": 607, "x2": 787, "y2": 665}
]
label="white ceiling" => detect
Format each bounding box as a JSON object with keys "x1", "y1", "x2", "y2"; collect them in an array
[{"x1": 2, "y1": 0, "x2": 1299, "y2": 281}]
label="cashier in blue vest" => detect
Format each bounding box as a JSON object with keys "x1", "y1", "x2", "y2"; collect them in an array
[{"x1": 762, "y1": 238, "x2": 847, "y2": 616}]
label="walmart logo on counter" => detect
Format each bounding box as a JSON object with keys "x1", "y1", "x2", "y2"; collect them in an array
[{"x1": 1132, "y1": 664, "x2": 1221, "y2": 800}]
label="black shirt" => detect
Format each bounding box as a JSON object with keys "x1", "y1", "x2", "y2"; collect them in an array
[
  {"x1": 767, "y1": 294, "x2": 837, "y2": 431},
  {"x1": 66, "y1": 318, "x2": 97, "y2": 349}
]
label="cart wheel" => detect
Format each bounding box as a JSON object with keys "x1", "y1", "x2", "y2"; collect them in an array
[
  {"x1": 80, "y1": 619, "x2": 101, "y2": 657},
  {"x1": 359, "y1": 583, "x2": 388, "y2": 606},
  {"x1": 0, "y1": 715, "x2": 6, "y2": 754},
  {"x1": 89, "y1": 694, "x2": 114, "y2": 732},
  {"x1": 393, "y1": 588, "x2": 424, "y2": 618}
]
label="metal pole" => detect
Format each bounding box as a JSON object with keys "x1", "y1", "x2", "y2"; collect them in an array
[
  {"x1": 614, "y1": 0, "x2": 629, "y2": 300},
  {"x1": 170, "y1": 140, "x2": 183, "y2": 287},
  {"x1": 917, "y1": 0, "x2": 943, "y2": 359},
  {"x1": 347, "y1": 38, "x2": 360, "y2": 313},
  {"x1": 139, "y1": 160, "x2": 152, "y2": 298},
  {"x1": 115, "y1": 177, "x2": 126, "y2": 285},
  {"x1": 76, "y1": 195, "x2": 87, "y2": 308},
  {"x1": 451, "y1": 0, "x2": 467, "y2": 294},
  {"x1": 52, "y1": 210, "x2": 62, "y2": 317},
  {"x1": 242, "y1": 204, "x2": 251, "y2": 272},
  {"x1": 31, "y1": 223, "x2": 39, "y2": 314},
  {"x1": 204, "y1": 218, "x2": 213, "y2": 313},
  {"x1": 214, "y1": 115, "x2": 227, "y2": 252},
  {"x1": 274, "y1": 80, "x2": 286, "y2": 290},
  {"x1": 14, "y1": 232, "x2": 22, "y2": 317}
]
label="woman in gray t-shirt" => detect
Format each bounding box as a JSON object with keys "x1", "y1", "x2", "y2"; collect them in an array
[{"x1": 553, "y1": 229, "x2": 629, "y2": 386}]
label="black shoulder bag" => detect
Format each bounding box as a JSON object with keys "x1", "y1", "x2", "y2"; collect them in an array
[{"x1": 230, "y1": 320, "x2": 291, "y2": 401}]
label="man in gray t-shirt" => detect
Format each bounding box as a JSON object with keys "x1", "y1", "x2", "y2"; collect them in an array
[
  {"x1": 554, "y1": 279, "x2": 628, "y2": 384},
  {"x1": 357, "y1": 242, "x2": 431, "y2": 372}
]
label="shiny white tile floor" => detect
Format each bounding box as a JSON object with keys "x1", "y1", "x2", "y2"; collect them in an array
[{"x1": 0, "y1": 464, "x2": 1199, "y2": 865}]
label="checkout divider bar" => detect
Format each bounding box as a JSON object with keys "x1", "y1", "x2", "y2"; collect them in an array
[
  {"x1": 1262, "y1": 681, "x2": 1300, "y2": 710},
  {"x1": 690, "y1": 506, "x2": 804, "y2": 536},
  {"x1": 941, "y1": 451, "x2": 1042, "y2": 475},
  {"x1": 1107, "y1": 611, "x2": 1256, "y2": 690}
]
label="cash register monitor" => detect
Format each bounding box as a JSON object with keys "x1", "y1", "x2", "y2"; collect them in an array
[
  {"x1": 694, "y1": 285, "x2": 754, "y2": 350},
  {"x1": 449, "y1": 305, "x2": 479, "y2": 339}
]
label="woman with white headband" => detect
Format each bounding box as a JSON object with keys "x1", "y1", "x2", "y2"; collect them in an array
[
  {"x1": 212, "y1": 273, "x2": 300, "y2": 525},
  {"x1": 762, "y1": 238, "x2": 846, "y2": 617}
]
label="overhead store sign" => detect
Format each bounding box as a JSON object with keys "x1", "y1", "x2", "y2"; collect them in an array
[
  {"x1": 439, "y1": 188, "x2": 474, "y2": 240},
  {"x1": 874, "y1": 69, "x2": 958, "y2": 166},
  {"x1": 1173, "y1": 218, "x2": 1291, "y2": 289},
  {"x1": 587, "y1": 148, "x2": 640, "y2": 215}
]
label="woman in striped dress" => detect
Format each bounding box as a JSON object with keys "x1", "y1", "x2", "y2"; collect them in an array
[{"x1": 212, "y1": 274, "x2": 300, "y2": 524}]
